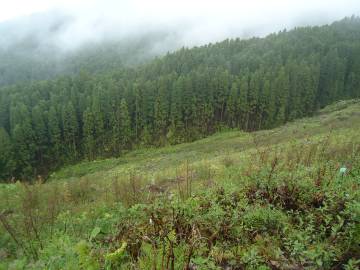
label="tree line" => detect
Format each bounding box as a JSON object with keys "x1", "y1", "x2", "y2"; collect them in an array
[{"x1": 0, "y1": 17, "x2": 360, "y2": 180}]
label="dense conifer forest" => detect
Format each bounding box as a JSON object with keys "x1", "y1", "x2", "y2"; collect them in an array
[{"x1": 1, "y1": 17, "x2": 360, "y2": 180}]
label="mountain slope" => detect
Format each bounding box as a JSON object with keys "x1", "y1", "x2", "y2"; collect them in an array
[
  {"x1": 1, "y1": 17, "x2": 360, "y2": 180},
  {"x1": 1, "y1": 100, "x2": 359, "y2": 269},
  {"x1": 49, "y1": 99, "x2": 360, "y2": 182}
]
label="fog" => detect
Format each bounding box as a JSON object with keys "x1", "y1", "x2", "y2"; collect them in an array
[{"x1": 1, "y1": 0, "x2": 360, "y2": 52}]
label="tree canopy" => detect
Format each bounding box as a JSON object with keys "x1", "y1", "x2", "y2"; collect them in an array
[{"x1": 1, "y1": 17, "x2": 360, "y2": 180}]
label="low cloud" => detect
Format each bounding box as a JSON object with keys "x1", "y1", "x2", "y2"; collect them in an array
[{"x1": 1, "y1": 0, "x2": 360, "y2": 52}]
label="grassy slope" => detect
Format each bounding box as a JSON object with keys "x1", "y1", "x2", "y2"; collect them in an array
[
  {"x1": 50, "y1": 99, "x2": 360, "y2": 185},
  {"x1": 1, "y1": 99, "x2": 360, "y2": 269}
]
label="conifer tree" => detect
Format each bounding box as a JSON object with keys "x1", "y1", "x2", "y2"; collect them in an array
[
  {"x1": 48, "y1": 106, "x2": 63, "y2": 163},
  {"x1": 0, "y1": 127, "x2": 12, "y2": 179},
  {"x1": 83, "y1": 107, "x2": 96, "y2": 160},
  {"x1": 226, "y1": 82, "x2": 239, "y2": 127},
  {"x1": 32, "y1": 104, "x2": 49, "y2": 170},
  {"x1": 118, "y1": 98, "x2": 132, "y2": 151},
  {"x1": 62, "y1": 102, "x2": 79, "y2": 160},
  {"x1": 238, "y1": 75, "x2": 249, "y2": 130}
]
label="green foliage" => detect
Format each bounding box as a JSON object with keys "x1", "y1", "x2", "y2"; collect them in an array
[
  {"x1": 240, "y1": 247, "x2": 269, "y2": 270},
  {"x1": 2, "y1": 17, "x2": 360, "y2": 180},
  {"x1": 191, "y1": 256, "x2": 220, "y2": 270},
  {"x1": 75, "y1": 241, "x2": 99, "y2": 270},
  {"x1": 104, "y1": 241, "x2": 127, "y2": 268},
  {"x1": 89, "y1": 227, "x2": 101, "y2": 241},
  {"x1": 242, "y1": 206, "x2": 287, "y2": 234},
  {"x1": 37, "y1": 235, "x2": 79, "y2": 270},
  {"x1": 0, "y1": 100, "x2": 359, "y2": 269},
  {"x1": 0, "y1": 127, "x2": 12, "y2": 180}
]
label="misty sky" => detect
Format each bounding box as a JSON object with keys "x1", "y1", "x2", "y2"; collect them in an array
[{"x1": 1, "y1": 0, "x2": 360, "y2": 49}]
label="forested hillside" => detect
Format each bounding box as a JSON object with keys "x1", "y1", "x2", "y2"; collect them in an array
[
  {"x1": 1, "y1": 100, "x2": 360, "y2": 269},
  {"x1": 1, "y1": 17, "x2": 360, "y2": 180}
]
